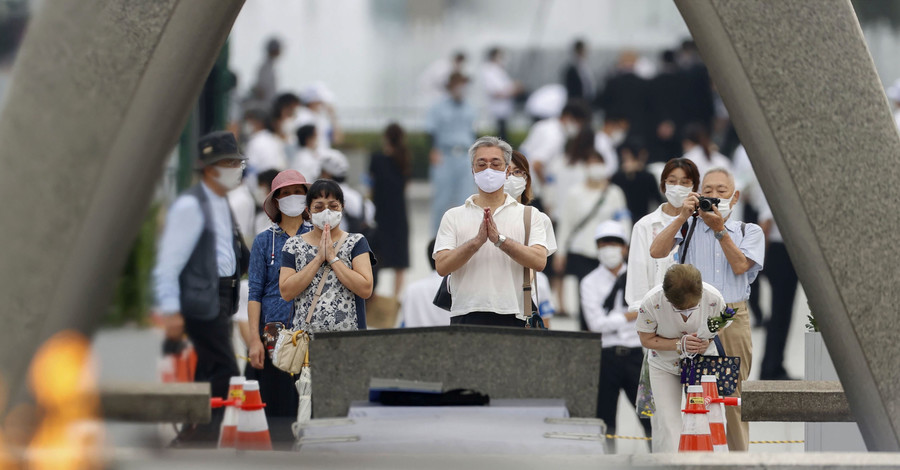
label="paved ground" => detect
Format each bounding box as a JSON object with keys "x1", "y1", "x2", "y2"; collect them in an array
[{"x1": 92, "y1": 181, "x2": 816, "y2": 453}]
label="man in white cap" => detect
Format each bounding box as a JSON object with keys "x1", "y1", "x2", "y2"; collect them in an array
[
  {"x1": 888, "y1": 78, "x2": 900, "y2": 132},
  {"x1": 294, "y1": 84, "x2": 343, "y2": 152},
  {"x1": 580, "y1": 220, "x2": 651, "y2": 451}
]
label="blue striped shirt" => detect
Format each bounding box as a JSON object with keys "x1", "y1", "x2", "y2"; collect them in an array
[{"x1": 676, "y1": 218, "x2": 765, "y2": 303}]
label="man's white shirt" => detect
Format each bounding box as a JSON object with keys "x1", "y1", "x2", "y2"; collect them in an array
[
  {"x1": 580, "y1": 263, "x2": 641, "y2": 348},
  {"x1": 400, "y1": 271, "x2": 451, "y2": 328},
  {"x1": 433, "y1": 194, "x2": 557, "y2": 319}
]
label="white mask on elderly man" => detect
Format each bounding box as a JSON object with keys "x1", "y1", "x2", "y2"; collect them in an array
[
  {"x1": 665, "y1": 184, "x2": 692, "y2": 208},
  {"x1": 597, "y1": 246, "x2": 624, "y2": 270},
  {"x1": 473, "y1": 168, "x2": 507, "y2": 193},
  {"x1": 213, "y1": 166, "x2": 243, "y2": 191},
  {"x1": 717, "y1": 196, "x2": 734, "y2": 220},
  {"x1": 311, "y1": 209, "x2": 342, "y2": 230},
  {"x1": 504, "y1": 175, "x2": 527, "y2": 199}
]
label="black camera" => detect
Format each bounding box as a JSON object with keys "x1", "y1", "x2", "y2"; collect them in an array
[{"x1": 698, "y1": 196, "x2": 721, "y2": 212}]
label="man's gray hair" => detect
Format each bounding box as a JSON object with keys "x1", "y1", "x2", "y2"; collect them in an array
[
  {"x1": 468, "y1": 136, "x2": 512, "y2": 167},
  {"x1": 703, "y1": 166, "x2": 736, "y2": 188}
]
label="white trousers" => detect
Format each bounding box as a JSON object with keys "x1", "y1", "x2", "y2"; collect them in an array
[{"x1": 649, "y1": 366, "x2": 684, "y2": 453}]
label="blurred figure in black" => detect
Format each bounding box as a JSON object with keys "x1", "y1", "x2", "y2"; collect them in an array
[
  {"x1": 255, "y1": 38, "x2": 282, "y2": 106},
  {"x1": 611, "y1": 138, "x2": 663, "y2": 225},
  {"x1": 677, "y1": 40, "x2": 715, "y2": 135},
  {"x1": 647, "y1": 50, "x2": 686, "y2": 164},
  {"x1": 596, "y1": 50, "x2": 650, "y2": 141},
  {"x1": 562, "y1": 38, "x2": 595, "y2": 103}
]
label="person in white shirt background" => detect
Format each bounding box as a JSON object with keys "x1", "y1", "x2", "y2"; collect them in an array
[
  {"x1": 418, "y1": 51, "x2": 467, "y2": 107},
  {"x1": 635, "y1": 264, "x2": 728, "y2": 453},
  {"x1": 520, "y1": 100, "x2": 592, "y2": 216},
  {"x1": 481, "y1": 46, "x2": 523, "y2": 142},
  {"x1": 292, "y1": 124, "x2": 321, "y2": 181},
  {"x1": 293, "y1": 84, "x2": 343, "y2": 152},
  {"x1": 553, "y1": 134, "x2": 631, "y2": 329},
  {"x1": 399, "y1": 239, "x2": 451, "y2": 328},
  {"x1": 242, "y1": 107, "x2": 288, "y2": 189},
  {"x1": 594, "y1": 113, "x2": 628, "y2": 178},
  {"x1": 680, "y1": 122, "x2": 731, "y2": 180},
  {"x1": 579, "y1": 220, "x2": 651, "y2": 452}
]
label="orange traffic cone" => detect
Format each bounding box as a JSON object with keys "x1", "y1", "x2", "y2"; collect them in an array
[
  {"x1": 235, "y1": 380, "x2": 272, "y2": 451},
  {"x1": 218, "y1": 376, "x2": 246, "y2": 449},
  {"x1": 701, "y1": 375, "x2": 728, "y2": 452},
  {"x1": 678, "y1": 384, "x2": 714, "y2": 452}
]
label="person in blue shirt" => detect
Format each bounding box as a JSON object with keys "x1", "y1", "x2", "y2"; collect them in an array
[
  {"x1": 245, "y1": 169, "x2": 313, "y2": 441},
  {"x1": 426, "y1": 71, "x2": 477, "y2": 236}
]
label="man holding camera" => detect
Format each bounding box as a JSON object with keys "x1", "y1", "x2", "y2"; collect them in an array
[{"x1": 649, "y1": 167, "x2": 764, "y2": 451}]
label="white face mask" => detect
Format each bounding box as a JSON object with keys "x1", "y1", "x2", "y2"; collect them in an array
[
  {"x1": 718, "y1": 196, "x2": 734, "y2": 220},
  {"x1": 563, "y1": 121, "x2": 580, "y2": 137},
  {"x1": 586, "y1": 163, "x2": 607, "y2": 181},
  {"x1": 609, "y1": 129, "x2": 626, "y2": 146},
  {"x1": 278, "y1": 194, "x2": 306, "y2": 217},
  {"x1": 213, "y1": 166, "x2": 243, "y2": 191},
  {"x1": 280, "y1": 119, "x2": 293, "y2": 137},
  {"x1": 665, "y1": 184, "x2": 692, "y2": 208},
  {"x1": 597, "y1": 246, "x2": 624, "y2": 270},
  {"x1": 311, "y1": 208, "x2": 342, "y2": 230},
  {"x1": 504, "y1": 175, "x2": 527, "y2": 199},
  {"x1": 473, "y1": 168, "x2": 507, "y2": 193}
]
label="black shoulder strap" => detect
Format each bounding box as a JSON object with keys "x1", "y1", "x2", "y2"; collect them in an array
[
  {"x1": 741, "y1": 222, "x2": 746, "y2": 237},
  {"x1": 602, "y1": 272, "x2": 628, "y2": 313},
  {"x1": 679, "y1": 216, "x2": 699, "y2": 265}
]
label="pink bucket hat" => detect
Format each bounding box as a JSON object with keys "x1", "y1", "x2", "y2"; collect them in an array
[{"x1": 263, "y1": 169, "x2": 312, "y2": 221}]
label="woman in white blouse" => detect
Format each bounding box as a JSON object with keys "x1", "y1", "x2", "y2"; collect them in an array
[{"x1": 624, "y1": 158, "x2": 700, "y2": 314}]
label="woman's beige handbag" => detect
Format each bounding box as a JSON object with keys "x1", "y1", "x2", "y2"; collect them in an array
[{"x1": 272, "y1": 233, "x2": 347, "y2": 374}]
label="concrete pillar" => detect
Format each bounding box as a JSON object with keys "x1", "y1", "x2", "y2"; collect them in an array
[
  {"x1": 675, "y1": 0, "x2": 900, "y2": 451},
  {"x1": 0, "y1": 0, "x2": 243, "y2": 405}
]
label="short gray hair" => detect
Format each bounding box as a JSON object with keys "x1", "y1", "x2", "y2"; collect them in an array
[
  {"x1": 703, "y1": 166, "x2": 735, "y2": 188},
  {"x1": 468, "y1": 136, "x2": 512, "y2": 167}
]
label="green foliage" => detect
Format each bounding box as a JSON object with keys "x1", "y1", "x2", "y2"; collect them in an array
[
  {"x1": 104, "y1": 205, "x2": 159, "y2": 326},
  {"x1": 339, "y1": 129, "x2": 528, "y2": 180},
  {"x1": 806, "y1": 313, "x2": 819, "y2": 333}
]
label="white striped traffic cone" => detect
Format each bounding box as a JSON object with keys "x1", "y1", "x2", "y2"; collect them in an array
[
  {"x1": 218, "y1": 376, "x2": 245, "y2": 449},
  {"x1": 235, "y1": 380, "x2": 272, "y2": 451},
  {"x1": 678, "y1": 385, "x2": 714, "y2": 452},
  {"x1": 701, "y1": 375, "x2": 728, "y2": 452}
]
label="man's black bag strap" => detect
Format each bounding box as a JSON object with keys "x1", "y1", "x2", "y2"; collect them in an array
[{"x1": 679, "y1": 216, "x2": 699, "y2": 265}]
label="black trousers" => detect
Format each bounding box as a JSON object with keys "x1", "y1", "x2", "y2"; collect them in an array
[
  {"x1": 450, "y1": 311, "x2": 525, "y2": 327},
  {"x1": 598, "y1": 346, "x2": 652, "y2": 449},
  {"x1": 565, "y1": 253, "x2": 600, "y2": 331},
  {"x1": 245, "y1": 342, "x2": 300, "y2": 445},
  {"x1": 496, "y1": 118, "x2": 509, "y2": 142},
  {"x1": 760, "y1": 242, "x2": 798, "y2": 378},
  {"x1": 181, "y1": 281, "x2": 240, "y2": 442}
]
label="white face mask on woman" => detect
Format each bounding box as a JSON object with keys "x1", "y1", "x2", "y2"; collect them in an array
[
  {"x1": 665, "y1": 184, "x2": 692, "y2": 208},
  {"x1": 213, "y1": 166, "x2": 243, "y2": 191},
  {"x1": 473, "y1": 168, "x2": 507, "y2": 193},
  {"x1": 278, "y1": 195, "x2": 306, "y2": 217},
  {"x1": 504, "y1": 175, "x2": 527, "y2": 199},
  {"x1": 586, "y1": 163, "x2": 607, "y2": 182},
  {"x1": 311, "y1": 208, "x2": 342, "y2": 230}
]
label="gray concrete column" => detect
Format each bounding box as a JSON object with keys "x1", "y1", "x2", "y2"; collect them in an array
[
  {"x1": 675, "y1": 0, "x2": 900, "y2": 451},
  {"x1": 0, "y1": 0, "x2": 244, "y2": 405}
]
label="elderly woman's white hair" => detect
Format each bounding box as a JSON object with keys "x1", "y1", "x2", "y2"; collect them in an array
[{"x1": 468, "y1": 136, "x2": 512, "y2": 167}]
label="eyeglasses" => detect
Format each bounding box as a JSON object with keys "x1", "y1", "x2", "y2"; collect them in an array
[
  {"x1": 474, "y1": 160, "x2": 507, "y2": 171},
  {"x1": 311, "y1": 202, "x2": 343, "y2": 212},
  {"x1": 216, "y1": 159, "x2": 246, "y2": 169},
  {"x1": 510, "y1": 169, "x2": 527, "y2": 178}
]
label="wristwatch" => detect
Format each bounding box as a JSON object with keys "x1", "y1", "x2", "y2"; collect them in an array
[
  {"x1": 494, "y1": 234, "x2": 507, "y2": 247},
  {"x1": 714, "y1": 229, "x2": 727, "y2": 241},
  {"x1": 328, "y1": 257, "x2": 340, "y2": 266}
]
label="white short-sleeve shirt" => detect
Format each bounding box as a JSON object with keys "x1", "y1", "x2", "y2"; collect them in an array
[
  {"x1": 635, "y1": 282, "x2": 726, "y2": 375},
  {"x1": 433, "y1": 194, "x2": 557, "y2": 319}
]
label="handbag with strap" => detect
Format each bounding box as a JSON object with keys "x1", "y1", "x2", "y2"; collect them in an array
[
  {"x1": 520, "y1": 206, "x2": 545, "y2": 329},
  {"x1": 272, "y1": 233, "x2": 348, "y2": 374},
  {"x1": 679, "y1": 336, "x2": 741, "y2": 396}
]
